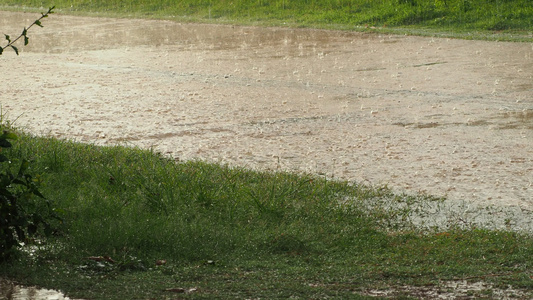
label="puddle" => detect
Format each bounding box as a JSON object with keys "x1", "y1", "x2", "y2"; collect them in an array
[
  {"x1": 498, "y1": 109, "x2": 533, "y2": 129},
  {"x1": 0, "y1": 12, "x2": 360, "y2": 54},
  {"x1": 0, "y1": 279, "x2": 76, "y2": 300},
  {"x1": 0, "y1": 11, "x2": 532, "y2": 212},
  {"x1": 362, "y1": 280, "x2": 531, "y2": 299}
]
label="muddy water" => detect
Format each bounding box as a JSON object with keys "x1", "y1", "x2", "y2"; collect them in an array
[
  {"x1": 1, "y1": 11, "x2": 532, "y2": 211},
  {"x1": 0, "y1": 278, "x2": 74, "y2": 300}
]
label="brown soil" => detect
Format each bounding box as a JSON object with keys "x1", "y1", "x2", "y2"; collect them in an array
[{"x1": 1, "y1": 11, "x2": 532, "y2": 209}]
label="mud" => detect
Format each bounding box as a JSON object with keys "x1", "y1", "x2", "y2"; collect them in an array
[{"x1": 1, "y1": 11, "x2": 532, "y2": 210}]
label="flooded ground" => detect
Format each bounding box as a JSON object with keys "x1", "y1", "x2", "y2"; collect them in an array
[
  {"x1": 0, "y1": 10, "x2": 532, "y2": 300},
  {"x1": 0, "y1": 278, "x2": 74, "y2": 300},
  {"x1": 1, "y1": 11, "x2": 532, "y2": 212}
]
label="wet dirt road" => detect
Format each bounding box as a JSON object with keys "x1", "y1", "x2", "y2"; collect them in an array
[{"x1": 1, "y1": 11, "x2": 532, "y2": 209}]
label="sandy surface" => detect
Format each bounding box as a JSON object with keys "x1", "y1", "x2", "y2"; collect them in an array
[{"x1": 1, "y1": 11, "x2": 532, "y2": 210}]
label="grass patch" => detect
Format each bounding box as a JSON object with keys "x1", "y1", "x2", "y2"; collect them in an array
[
  {"x1": 0, "y1": 0, "x2": 532, "y2": 40},
  {"x1": 1, "y1": 127, "x2": 533, "y2": 299}
]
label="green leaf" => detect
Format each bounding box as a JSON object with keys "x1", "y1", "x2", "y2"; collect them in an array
[
  {"x1": 0, "y1": 47, "x2": 3, "y2": 55},
  {"x1": 0, "y1": 139, "x2": 12, "y2": 148},
  {"x1": 4, "y1": 34, "x2": 10, "y2": 42},
  {"x1": 12, "y1": 178, "x2": 26, "y2": 185},
  {"x1": 11, "y1": 45, "x2": 19, "y2": 55},
  {"x1": 31, "y1": 188, "x2": 45, "y2": 199},
  {"x1": 44, "y1": 7, "x2": 55, "y2": 16},
  {"x1": 2, "y1": 132, "x2": 18, "y2": 140},
  {"x1": 22, "y1": 28, "x2": 29, "y2": 45},
  {"x1": 34, "y1": 20, "x2": 43, "y2": 28},
  {"x1": 17, "y1": 160, "x2": 29, "y2": 177},
  {"x1": 53, "y1": 208, "x2": 66, "y2": 216}
]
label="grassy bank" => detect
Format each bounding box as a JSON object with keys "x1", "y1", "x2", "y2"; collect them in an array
[
  {"x1": 1, "y1": 0, "x2": 533, "y2": 40},
  {"x1": 1, "y1": 127, "x2": 533, "y2": 299}
]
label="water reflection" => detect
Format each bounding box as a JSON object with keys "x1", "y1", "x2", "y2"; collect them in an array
[{"x1": 0, "y1": 11, "x2": 366, "y2": 53}]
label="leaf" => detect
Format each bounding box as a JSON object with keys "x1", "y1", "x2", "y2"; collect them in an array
[
  {"x1": 1, "y1": 132, "x2": 18, "y2": 140},
  {"x1": 11, "y1": 45, "x2": 19, "y2": 55},
  {"x1": 31, "y1": 187, "x2": 46, "y2": 199},
  {"x1": 23, "y1": 28, "x2": 29, "y2": 45},
  {"x1": 17, "y1": 160, "x2": 29, "y2": 177},
  {"x1": 0, "y1": 47, "x2": 3, "y2": 55},
  {"x1": 0, "y1": 139, "x2": 12, "y2": 148},
  {"x1": 4, "y1": 34, "x2": 10, "y2": 42},
  {"x1": 53, "y1": 207, "x2": 66, "y2": 215},
  {"x1": 0, "y1": 133, "x2": 18, "y2": 148},
  {"x1": 0, "y1": 154, "x2": 8, "y2": 162},
  {"x1": 34, "y1": 20, "x2": 43, "y2": 27},
  {"x1": 12, "y1": 178, "x2": 26, "y2": 185}
]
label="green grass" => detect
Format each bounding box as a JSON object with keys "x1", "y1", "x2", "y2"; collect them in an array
[
  {"x1": 1, "y1": 0, "x2": 533, "y2": 40},
  {"x1": 1, "y1": 127, "x2": 533, "y2": 299}
]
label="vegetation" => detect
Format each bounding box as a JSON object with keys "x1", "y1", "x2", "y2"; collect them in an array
[
  {"x1": 0, "y1": 129, "x2": 531, "y2": 298},
  {"x1": 0, "y1": 7, "x2": 58, "y2": 261},
  {"x1": 1, "y1": 1, "x2": 533, "y2": 299},
  {"x1": 0, "y1": 6, "x2": 54, "y2": 55},
  {"x1": 0, "y1": 128, "x2": 59, "y2": 261},
  {"x1": 1, "y1": 0, "x2": 532, "y2": 39}
]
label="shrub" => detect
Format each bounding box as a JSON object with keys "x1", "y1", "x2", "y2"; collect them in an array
[{"x1": 0, "y1": 6, "x2": 59, "y2": 261}]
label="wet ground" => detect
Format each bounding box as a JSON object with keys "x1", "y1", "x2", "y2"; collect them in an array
[
  {"x1": 1, "y1": 11, "x2": 533, "y2": 300},
  {"x1": 1, "y1": 11, "x2": 532, "y2": 211},
  {"x1": 0, "y1": 278, "x2": 74, "y2": 300}
]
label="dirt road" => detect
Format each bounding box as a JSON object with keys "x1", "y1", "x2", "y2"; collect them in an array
[{"x1": 1, "y1": 11, "x2": 532, "y2": 210}]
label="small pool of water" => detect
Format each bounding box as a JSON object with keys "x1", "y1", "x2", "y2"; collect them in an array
[{"x1": 0, "y1": 279, "x2": 76, "y2": 300}]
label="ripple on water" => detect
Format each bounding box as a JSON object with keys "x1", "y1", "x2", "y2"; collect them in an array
[{"x1": 0, "y1": 278, "x2": 77, "y2": 300}]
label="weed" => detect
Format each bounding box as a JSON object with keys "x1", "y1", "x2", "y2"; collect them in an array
[{"x1": 0, "y1": 9, "x2": 58, "y2": 261}]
